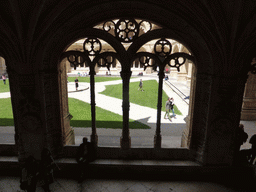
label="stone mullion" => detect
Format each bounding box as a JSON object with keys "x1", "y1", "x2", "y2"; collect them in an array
[
  {"x1": 154, "y1": 69, "x2": 165, "y2": 148},
  {"x1": 120, "y1": 69, "x2": 132, "y2": 149},
  {"x1": 89, "y1": 66, "x2": 98, "y2": 146},
  {"x1": 181, "y1": 65, "x2": 196, "y2": 148},
  {"x1": 202, "y1": 76, "x2": 248, "y2": 165},
  {"x1": 190, "y1": 73, "x2": 212, "y2": 164},
  {"x1": 41, "y1": 70, "x2": 64, "y2": 157}
]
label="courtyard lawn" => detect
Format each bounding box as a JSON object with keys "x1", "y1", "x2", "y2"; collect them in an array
[
  {"x1": 100, "y1": 79, "x2": 182, "y2": 115},
  {"x1": 0, "y1": 97, "x2": 150, "y2": 129},
  {"x1": 0, "y1": 79, "x2": 10, "y2": 93},
  {"x1": 0, "y1": 98, "x2": 14, "y2": 126},
  {"x1": 68, "y1": 76, "x2": 122, "y2": 83},
  {"x1": 69, "y1": 98, "x2": 149, "y2": 129}
]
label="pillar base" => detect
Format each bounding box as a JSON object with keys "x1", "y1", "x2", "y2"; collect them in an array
[
  {"x1": 120, "y1": 136, "x2": 131, "y2": 149},
  {"x1": 154, "y1": 134, "x2": 161, "y2": 149},
  {"x1": 91, "y1": 134, "x2": 98, "y2": 146}
]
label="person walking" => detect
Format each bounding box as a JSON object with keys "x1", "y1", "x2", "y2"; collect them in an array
[
  {"x1": 138, "y1": 79, "x2": 144, "y2": 91},
  {"x1": 2, "y1": 74, "x2": 6, "y2": 85},
  {"x1": 170, "y1": 98, "x2": 176, "y2": 118},
  {"x1": 164, "y1": 97, "x2": 172, "y2": 121},
  {"x1": 75, "y1": 78, "x2": 79, "y2": 91}
]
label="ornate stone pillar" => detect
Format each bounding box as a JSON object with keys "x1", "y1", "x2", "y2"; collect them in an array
[
  {"x1": 8, "y1": 69, "x2": 44, "y2": 161},
  {"x1": 40, "y1": 70, "x2": 64, "y2": 158},
  {"x1": 181, "y1": 66, "x2": 196, "y2": 148},
  {"x1": 89, "y1": 66, "x2": 98, "y2": 146},
  {"x1": 59, "y1": 59, "x2": 75, "y2": 145},
  {"x1": 154, "y1": 69, "x2": 165, "y2": 148},
  {"x1": 189, "y1": 73, "x2": 212, "y2": 164},
  {"x1": 120, "y1": 70, "x2": 132, "y2": 149},
  {"x1": 241, "y1": 72, "x2": 256, "y2": 120},
  {"x1": 190, "y1": 75, "x2": 247, "y2": 165}
]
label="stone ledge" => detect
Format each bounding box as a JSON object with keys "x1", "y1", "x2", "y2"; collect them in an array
[{"x1": 0, "y1": 156, "x2": 255, "y2": 183}]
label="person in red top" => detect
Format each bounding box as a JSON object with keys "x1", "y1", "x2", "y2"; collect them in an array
[{"x1": 2, "y1": 74, "x2": 6, "y2": 85}]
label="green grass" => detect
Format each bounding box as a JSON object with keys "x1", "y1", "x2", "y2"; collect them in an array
[
  {"x1": 0, "y1": 97, "x2": 150, "y2": 129},
  {"x1": 69, "y1": 98, "x2": 149, "y2": 129},
  {"x1": 68, "y1": 76, "x2": 122, "y2": 83},
  {"x1": 100, "y1": 79, "x2": 182, "y2": 115},
  {"x1": 0, "y1": 79, "x2": 10, "y2": 93},
  {"x1": 0, "y1": 98, "x2": 14, "y2": 126}
]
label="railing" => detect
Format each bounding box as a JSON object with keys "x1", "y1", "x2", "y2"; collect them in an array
[{"x1": 164, "y1": 80, "x2": 189, "y2": 105}]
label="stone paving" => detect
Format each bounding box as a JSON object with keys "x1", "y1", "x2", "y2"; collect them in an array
[
  {"x1": 68, "y1": 75, "x2": 189, "y2": 148},
  {"x1": 0, "y1": 176, "x2": 247, "y2": 192}
]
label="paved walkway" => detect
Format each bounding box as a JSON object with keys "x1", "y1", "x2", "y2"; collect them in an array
[
  {"x1": 1, "y1": 74, "x2": 255, "y2": 149},
  {"x1": 67, "y1": 75, "x2": 189, "y2": 147}
]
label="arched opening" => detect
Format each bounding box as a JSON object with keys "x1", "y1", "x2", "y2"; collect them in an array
[
  {"x1": 58, "y1": 18, "x2": 196, "y2": 154},
  {"x1": 41, "y1": 1, "x2": 214, "y2": 161},
  {"x1": 0, "y1": 56, "x2": 15, "y2": 144}
]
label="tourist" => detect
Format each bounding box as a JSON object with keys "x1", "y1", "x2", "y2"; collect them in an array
[
  {"x1": 164, "y1": 97, "x2": 171, "y2": 121},
  {"x1": 76, "y1": 137, "x2": 90, "y2": 183},
  {"x1": 2, "y1": 74, "x2": 6, "y2": 84},
  {"x1": 75, "y1": 78, "x2": 79, "y2": 91},
  {"x1": 170, "y1": 98, "x2": 176, "y2": 118},
  {"x1": 138, "y1": 79, "x2": 144, "y2": 91}
]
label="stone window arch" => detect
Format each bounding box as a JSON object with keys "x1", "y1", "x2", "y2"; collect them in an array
[{"x1": 60, "y1": 18, "x2": 196, "y2": 152}]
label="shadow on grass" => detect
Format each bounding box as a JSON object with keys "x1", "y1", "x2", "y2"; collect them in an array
[
  {"x1": 0, "y1": 118, "x2": 14, "y2": 126},
  {"x1": 0, "y1": 119, "x2": 150, "y2": 129},
  {"x1": 70, "y1": 120, "x2": 150, "y2": 129}
]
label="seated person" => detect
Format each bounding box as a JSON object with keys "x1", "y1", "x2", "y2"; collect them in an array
[{"x1": 76, "y1": 137, "x2": 96, "y2": 182}]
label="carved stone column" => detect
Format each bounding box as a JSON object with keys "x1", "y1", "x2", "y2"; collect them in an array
[
  {"x1": 191, "y1": 75, "x2": 247, "y2": 165},
  {"x1": 40, "y1": 70, "x2": 64, "y2": 158},
  {"x1": 241, "y1": 72, "x2": 256, "y2": 120},
  {"x1": 181, "y1": 65, "x2": 196, "y2": 148},
  {"x1": 154, "y1": 69, "x2": 165, "y2": 148},
  {"x1": 59, "y1": 59, "x2": 75, "y2": 145},
  {"x1": 89, "y1": 66, "x2": 98, "y2": 146},
  {"x1": 120, "y1": 70, "x2": 132, "y2": 149},
  {"x1": 8, "y1": 70, "x2": 44, "y2": 161}
]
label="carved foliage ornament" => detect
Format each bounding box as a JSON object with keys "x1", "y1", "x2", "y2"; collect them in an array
[
  {"x1": 63, "y1": 19, "x2": 194, "y2": 72},
  {"x1": 63, "y1": 37, "x2": 118, "y2": 71},
  {"x1": 134, "y1": 38, "x2": 194, "y2": 72},
  {"x1": 103, "y1": 18, "x2": 152, "y2": 43}
]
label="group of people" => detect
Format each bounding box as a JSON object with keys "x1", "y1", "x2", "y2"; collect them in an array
[
  {"x1": 164, "y1": 97, "x2": 176, "y2": 121},
  {"x1": 77, "y1": 72, "x2": 87, "y2": 77},
  {"x1": 20, "y1": 148, "x2": 57, "y2": 192},
  {"x1": 20, "y1": 138, "x2": 95, "y2": 191},
  {"x1": 235, "y1": 124, "x2": 256, "y2": 165}
]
